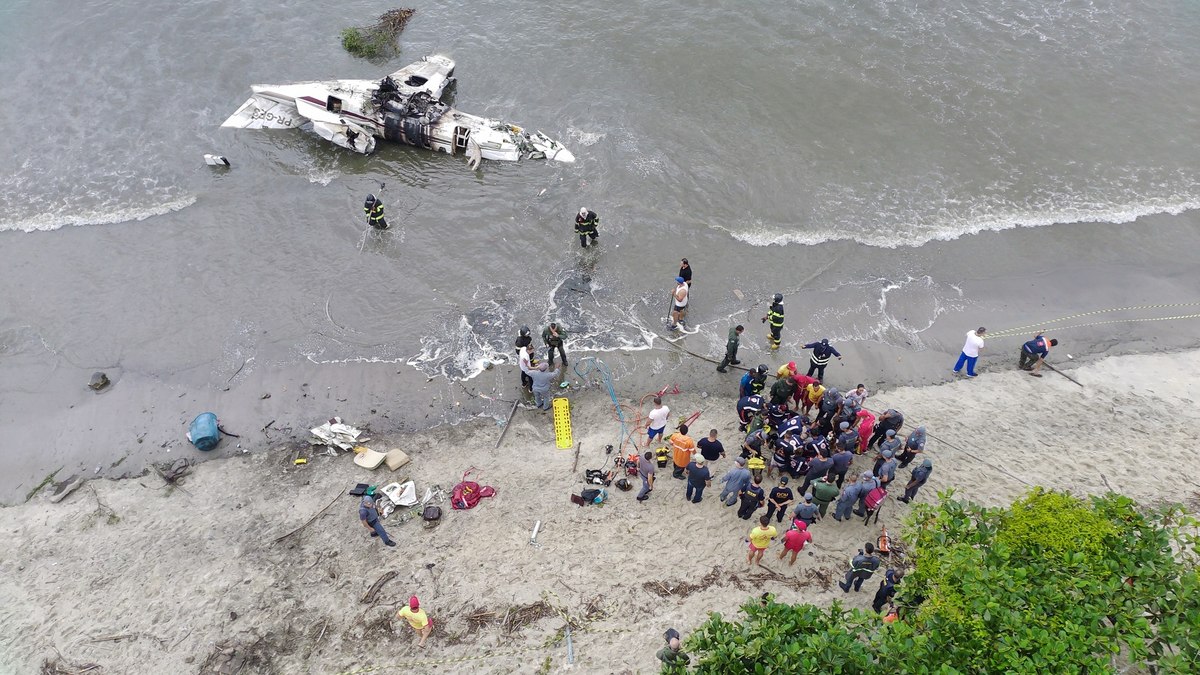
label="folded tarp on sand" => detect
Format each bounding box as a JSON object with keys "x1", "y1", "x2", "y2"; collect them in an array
[{"x1": 310, "y1": 417, "x2": 366, "y2": 451}]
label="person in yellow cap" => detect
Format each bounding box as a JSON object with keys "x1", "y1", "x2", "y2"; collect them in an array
[{"x1": 397, "y1": 595, "x2": 432, "y2": 647}]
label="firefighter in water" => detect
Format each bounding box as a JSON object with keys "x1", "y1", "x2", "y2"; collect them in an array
[
  {"x1": 762, "y1": 293, "x2": 785, "y2": 350},
  {"x1": 364, "y1": 194, "x2": 388, "y2": 230},
  {"x1": 575, "y1": 207, "x2": 600, "y2": 248}
]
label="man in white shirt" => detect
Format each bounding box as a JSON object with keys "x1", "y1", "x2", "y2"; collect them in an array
[
  {"x1": 953, "y1": 327, "x2": 986, "y2": 378},
  {"x1": 646, "y1": 397, "x2": 671, "y2": 447}
]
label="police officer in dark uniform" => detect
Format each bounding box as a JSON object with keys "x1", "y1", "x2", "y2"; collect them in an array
[
  {"x1": 762, "y1": 293, "x2": 785, "y2": 350},
  {"x1": 803, "y1": 338, "x2": 843, "y2": 380},
  {"x1": 364, "y1": 194, "x2": 388, "y2": 230},
  {"x1": 575, "y1": 207, "x2": 600, "y2": 248}
]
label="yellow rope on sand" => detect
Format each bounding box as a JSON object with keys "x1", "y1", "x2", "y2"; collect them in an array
[{"x1": 986, "y1": 304, "x2": 1200, "y2": 338}]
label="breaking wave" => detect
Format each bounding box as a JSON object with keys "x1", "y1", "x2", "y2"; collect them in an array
[
  {"x1": 722, "y1": 196, "x2": 1200, "y2": 249},
  {"x1": 0, "y1": 194, "x2": 197, "y2": 234}
]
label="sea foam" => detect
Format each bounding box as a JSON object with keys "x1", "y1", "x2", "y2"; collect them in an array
[{"x1": 722, "y1": 197, "x2": 1200, "y2": 249}]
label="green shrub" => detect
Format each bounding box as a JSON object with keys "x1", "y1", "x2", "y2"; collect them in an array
[
  {"x1": 678, "y1": 489, "x2": 1200, "y2": 674},
  {"x1": 340, "y1": 27, "x2": 393, "y2": 59},
  {"x1": 340, "y1": 9, "x2": 414, "y2": 60}
]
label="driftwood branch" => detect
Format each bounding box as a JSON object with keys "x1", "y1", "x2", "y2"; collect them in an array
[
  {"x1": 273, "y1": 490, "x2": 344, "y2": 545},
  {"x1": 361, "y1": 571, "x2": 398, "y2": 604}
]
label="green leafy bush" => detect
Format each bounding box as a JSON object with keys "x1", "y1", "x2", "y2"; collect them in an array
[
  {"x1": 678, "y1": 489, "x2": 1200, "y2": 674},
  {"x1": 340, "y1": 9, "x2": 414, "y2": 59}
]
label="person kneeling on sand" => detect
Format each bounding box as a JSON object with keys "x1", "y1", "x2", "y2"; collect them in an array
[
  {"x1": 1019, "y1": 334, "x2": 1058, "y2": 377},
  {"x1": 397, "y1": 595, "x2": 432, "y2": 647},
  {"x1": 747, "y1": 515, "x2": 778, "y2": 566},
  {"x1": 778, "y1": 519, "x2": 812, "y2": 566}
]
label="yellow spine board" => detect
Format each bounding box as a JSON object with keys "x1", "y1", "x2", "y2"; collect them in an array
[{"x1": 552, "y1": 397, "x2": 573, "y2": 449}]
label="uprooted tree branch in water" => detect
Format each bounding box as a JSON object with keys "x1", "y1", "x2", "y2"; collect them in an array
[{"x1": 341, "y1": 9, "x2": 416, "y2": 59}]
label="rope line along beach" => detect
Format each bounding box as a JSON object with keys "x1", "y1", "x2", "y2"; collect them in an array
[{"x1": 985, "y1": 304, "x2": 1200, "y2": 338}]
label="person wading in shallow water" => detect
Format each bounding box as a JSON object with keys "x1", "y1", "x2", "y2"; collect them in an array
[
  {"x1": 515, "y1": 326, "x2": 535, "y2": 393},
  {"x1": 364, "y1": 193, "x2": 387, "y2": 230},
  {"x1": 678, "y1": 258, "x2": 693, "y2": 287},
  {"x1": 762, "y1": 293, "x2": 785, "y2": 350},
  {"x1": 542, "y1": 322, "x2": 568, "y2": 368},
  {"x1": 575, "y1": 207, "x2": 599, "y2": 248},
  {"x1": 670, "y1": 276, "x2": 690, "y2": 330}
]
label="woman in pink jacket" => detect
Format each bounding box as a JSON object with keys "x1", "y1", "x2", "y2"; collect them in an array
[{"x1": 856, "y1": 409, "x2": 876, "y2": 455}]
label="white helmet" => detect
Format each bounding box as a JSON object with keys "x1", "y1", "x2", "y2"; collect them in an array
[{"x1": 579, "y1": 207, "x2": 588, "y2": 218}]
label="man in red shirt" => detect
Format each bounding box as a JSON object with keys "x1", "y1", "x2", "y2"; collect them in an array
[{"x1": 777, "y1": 520, "x2": 813, "y2": 566}]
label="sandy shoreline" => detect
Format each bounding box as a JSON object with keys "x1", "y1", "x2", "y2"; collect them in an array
[
  {"x1": 7, "y1": 207, "x2": 1200, "y2": 507},
  {"x1": 4, "y1": 349, "x2": 1200, "y2": 673}
]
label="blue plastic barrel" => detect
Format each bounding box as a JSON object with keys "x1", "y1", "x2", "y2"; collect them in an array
[{"x1": 188, "y1": 412, "x2": 221, "y2": 451}]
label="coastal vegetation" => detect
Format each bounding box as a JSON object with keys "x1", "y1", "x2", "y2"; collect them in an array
[
  {"x1": 676, "y1": 489, "x2": 1200, "y2": 673},
  {"x1": 340, "y1": 9, "x2": 415, "y2": 59}
]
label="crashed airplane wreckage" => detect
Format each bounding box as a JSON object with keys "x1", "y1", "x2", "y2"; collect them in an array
[{"x1": 222, "y1": 55, "x2": 573, "y2": 167}]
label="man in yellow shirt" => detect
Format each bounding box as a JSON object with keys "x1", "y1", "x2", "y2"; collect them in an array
[
  {"x1": 669, "y1": 424, "x2": 696, "y2": 480},
  {"x1": 776, "y1": 361, "x2": 797, "y2": 379},
  {"x1": 802, "y1": 381, "x2": 825, "y2": 417},
  {"x1": 396, "y1": 595, "x2": 432, "y2": 647},
  {"x1": 746, "y1": 515, "x2": 778, "y2": 566}
]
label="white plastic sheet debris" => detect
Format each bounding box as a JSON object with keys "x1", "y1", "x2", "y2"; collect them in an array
[
  {"x1": 309, "y1": 416, "x2": 368, "y2": 451},
  {"x1": 381, "y1": 481, "x2": 418, "y2": 507}
]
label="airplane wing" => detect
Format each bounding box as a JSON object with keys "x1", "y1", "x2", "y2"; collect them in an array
[{"x1": 221, "y1": 94, "x2": 306, "y2": 130}]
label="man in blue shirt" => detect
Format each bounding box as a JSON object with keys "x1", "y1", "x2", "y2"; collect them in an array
[
  {"x1": 739, "y1": 365, "x2": 769, "y2": 398},
  {"x1": 697, "y1": 429, "x2": 725, "y2": 462},
  {"x1": 684, "y1": 457, "x2": 712, "y2": 503},
  {"x1": 1019, "y1": 334, "x2": 1058, "y2": 377},
  {"x1": 359, "y1": 496, "x2": 396, "y2": 547},
  {"x1": 719, "y1": 457, "x2": 752, "y2": 506}
]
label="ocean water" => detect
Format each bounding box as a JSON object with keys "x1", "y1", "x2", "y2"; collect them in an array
[{"x1": 2, "y1": 0, "x2": 1200, "y2": 489}]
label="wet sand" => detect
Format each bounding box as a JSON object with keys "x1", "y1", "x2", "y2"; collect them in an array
[{"x1": 3, "y1": 349, "x2": 1199, "y2": 673}]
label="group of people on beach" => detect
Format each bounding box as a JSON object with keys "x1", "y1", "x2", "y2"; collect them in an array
[
  {"x1": 650, "y1": 350, "x2": 931, "y2": 666},
  {"x1": 634, "y1": 340, "x2": 937, "y2": 663}
]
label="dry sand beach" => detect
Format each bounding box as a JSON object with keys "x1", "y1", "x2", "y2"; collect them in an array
[{"x1": 4, "y1": 350, "x2": 1200, "y2": 674}]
